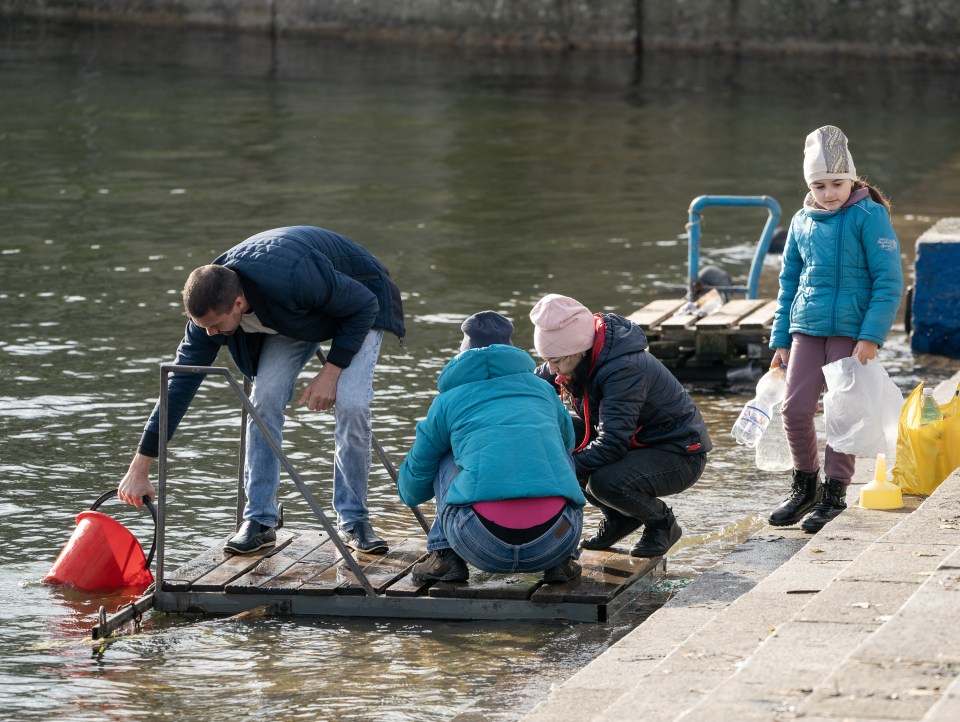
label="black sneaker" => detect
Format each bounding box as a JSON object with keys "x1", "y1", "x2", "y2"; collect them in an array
[
  {"x1": 629, "y1": 508, "x2": 682, "y2": 558},
  {"x1": 412, "y1": 548, "x2": 469, "y2": 583},
  {"x1": 581, "y1": 514, "x2": 642, "y2": 550},
  {"x1": 224, "y1": 520, "x2": 276, "y2": 555},
  {"x1": 542, "y1": 557, "x2": 582, "y2": 584},
  {"x1": 337, "y1": 521, "x2": 389, "y2": 554}
]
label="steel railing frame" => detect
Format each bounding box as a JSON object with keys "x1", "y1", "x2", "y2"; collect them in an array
[{"x1": 156, "y1": 364, "x2": 379, "y2": 596}]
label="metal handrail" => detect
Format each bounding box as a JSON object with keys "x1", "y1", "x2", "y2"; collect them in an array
[
  {"x1": 157, "y1": 364, "x2": 379, "y2": 596},
  {"x1": 312, "y1": 349, "x2": 431, "y2": 535},
  {"x1": 686, "y1": 194, "x2": 782, "y2": 300}
]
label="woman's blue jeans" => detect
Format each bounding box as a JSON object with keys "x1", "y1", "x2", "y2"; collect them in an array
[
  {"x1": 243, "y1": 329, "x2": 383, "y2": 530},
  {"x1": 427, "y1": 454, "x2": 582, "y2": 573}
]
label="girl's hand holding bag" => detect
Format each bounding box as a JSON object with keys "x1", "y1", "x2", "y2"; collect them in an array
[{"x1": 822, "y1": 357, "x2": 903, "y2": 461}]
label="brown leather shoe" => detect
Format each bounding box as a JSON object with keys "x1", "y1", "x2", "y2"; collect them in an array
[{"x1": 412, "y1": 548, "x2": 469, "y2": 583}]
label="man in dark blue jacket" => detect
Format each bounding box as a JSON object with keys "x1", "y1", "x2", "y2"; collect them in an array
[{"x1": 118, "y1": 227, "x2": 405, "y2": 555}]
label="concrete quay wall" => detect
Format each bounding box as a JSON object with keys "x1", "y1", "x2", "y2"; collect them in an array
[{"x1": 2, "y1": 1, "x2": 958, "y2": 58}]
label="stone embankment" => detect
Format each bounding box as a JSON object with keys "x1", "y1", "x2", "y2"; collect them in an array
[
  {"x1": 521, "y1": 374, "x2": 960, "y2": 722},
  {"x1": 1, "y1": 1, "x2": 958, "y2": 59}
]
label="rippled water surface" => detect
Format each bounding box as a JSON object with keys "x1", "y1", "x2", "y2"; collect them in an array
[{"x1": 2, "y1": 20, "x2": 959, "y2": 721}]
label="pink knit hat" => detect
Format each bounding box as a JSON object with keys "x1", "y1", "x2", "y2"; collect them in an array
[{"x1": 530, "y1": 294, "x2": 596, "y2": 358}]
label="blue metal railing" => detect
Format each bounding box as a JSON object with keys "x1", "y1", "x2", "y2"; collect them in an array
[{"x1": 686, "y1": 195, "x2": 782, "y2": 300}]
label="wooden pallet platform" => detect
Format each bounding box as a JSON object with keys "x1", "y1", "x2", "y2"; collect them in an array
[
  {"x1": 626, "y1": 297, "x2": 777, "y2": 382},
  {"x1": 152, "y1": 530, "x2": 665, "y2": 623}
]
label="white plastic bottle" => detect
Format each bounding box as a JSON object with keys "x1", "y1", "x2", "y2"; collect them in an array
[
  {"x1": 919, "y1": 387, "x2": 942, "y2": 426},
  {"x1": 731, "y1": 365, "x2": 787, "y2": 448},
  {"x1": 755, "y1": 401, "x2": 792, "y2": 471}
]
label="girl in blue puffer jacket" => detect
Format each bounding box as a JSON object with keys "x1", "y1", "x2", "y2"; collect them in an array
[{"x1": 767, "y1": 125, "x2": 903, "y2": 534}]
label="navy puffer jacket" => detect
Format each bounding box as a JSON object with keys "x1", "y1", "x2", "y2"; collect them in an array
[
  {"x1": 535, "y1": 313, "x2": 712, "y2": 476},
  {"x1": 137, "y1": 226, "x2": 404, "y2": 456}
]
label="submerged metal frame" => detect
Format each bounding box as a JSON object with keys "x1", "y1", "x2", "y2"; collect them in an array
[
  {"x1": 686, "y1": 194, "x2": 782, "y2": 301},
  {"x1": 157, "y1": 364, "x2": 379, "y2": 596}
]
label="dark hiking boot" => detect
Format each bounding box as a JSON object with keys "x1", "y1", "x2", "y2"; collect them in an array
[
  {"x1": 580, "y1": 513, "x2": 642, "y2": 550},
  {"x1": 629, "y1": 508, "x2": 682, "y2": 558},
  {"x1": 768, "y1": 469, "x2": 822, "y2": 526},
  {"x1": 338, "y1": 521, "x2": 389, "y2": 554},
  {"x1": 224, "y1": 520, "x2": 276, "y2": 555},
  {"x1": 542, "y1": 557, "x2": 582, "y2": 584},
  {"x1": 412, "y1": 548, "x2": 469, "y2": 583},
  {"x1": 801, "y1": 477, "x2": 848, "y2": 533}
]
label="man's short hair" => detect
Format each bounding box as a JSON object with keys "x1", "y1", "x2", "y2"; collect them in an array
[{"x1": 182, "y1": 265, "x2": 242, "y2": 319}]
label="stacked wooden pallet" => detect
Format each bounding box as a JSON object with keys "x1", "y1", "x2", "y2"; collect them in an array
[{"x1": 627, "y1": 297, "x2": 778, "y2": 383}]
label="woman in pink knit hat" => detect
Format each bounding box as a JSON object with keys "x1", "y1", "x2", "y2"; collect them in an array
[{"x1": 529, "y1": 294, "x2": 713, "y2": 557}]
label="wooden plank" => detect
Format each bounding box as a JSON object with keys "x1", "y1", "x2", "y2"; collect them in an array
[
  {"x1": 257, "y1": 537, "x2": 343, "y2": 593},
  {"x1": 163, "y1": 538, "x2": 235, "y2": 592},
  {"x1": 530, "y1": 550, "x2": 662, "y2": 604},
  {"x1": 429, "y1": 569, "x2": 543, "y2": 600},
  {"x1": 225, "y1": 531, "x2": 329, "y2": 593},
  {"x1": 318, "y1": 538, "x2": 428, "y2": 595},
  {"x1": 694, "y1": 298, "x2": 768, "y2": 330},
  {"x1": 627, "y1": 299, "x2": 687, "y2": 332},
  {"x1": 737, "y1": 299, "x2": 778, "y2": 330},
  {"x1": 659, "y1": 312, "x2": 699, "y2": 332},
  {"x1": 383, "y1": 573, "x2": 434, "y2": 597},
  {"x1": 189, "y1": 532, "x2": 294, "y2": 592},
  {"x1": 298, "y1": 539, "x2": 412, "y2": 596}
]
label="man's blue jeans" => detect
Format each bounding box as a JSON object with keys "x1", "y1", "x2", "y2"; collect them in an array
[
  {"x1": 427, "y1": 454, "x2": 582, "y2": 573},
  {"x1": 244, "y1": 329, "x2": 383, "y2": 530}
]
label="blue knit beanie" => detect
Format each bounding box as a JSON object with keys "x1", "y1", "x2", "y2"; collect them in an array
[{"x1": 460, "y1": 311, "x2": 514, "y2": 351}]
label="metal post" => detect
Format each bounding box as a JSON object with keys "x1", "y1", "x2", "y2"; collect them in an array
[
  {"x1": 235, "y1": 376, "x2": 251, "y2": 526},
  {"x1": 161, "y1": 365, "x2": 379, "y2": 596},
  {"x1": 156, "y1": 371, "x2": 168, "y2": 594},
  {"x1": 313, "y1": 350, "x2": 431, "y2": 534}
]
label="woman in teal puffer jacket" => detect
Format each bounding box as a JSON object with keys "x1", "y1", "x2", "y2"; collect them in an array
[
  {"x1": 767, "y1": 125, "x2": 903, "y2": 534},
  {"x1": 398, "y1": 312, "x2": 586, "y2": 585}
]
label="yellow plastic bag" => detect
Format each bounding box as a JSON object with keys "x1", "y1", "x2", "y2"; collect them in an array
[{"x1": 892, "y1": 382, "x2": 960, "y2": 495}]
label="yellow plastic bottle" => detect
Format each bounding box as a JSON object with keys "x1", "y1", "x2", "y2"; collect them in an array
[{"x1": 858, "y1": 453, "x2": 904, "y2": 510}]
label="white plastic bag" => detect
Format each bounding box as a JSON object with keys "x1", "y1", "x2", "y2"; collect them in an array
[{"x1": 822, "y1": 357, "x2": 903, "y2": 460}]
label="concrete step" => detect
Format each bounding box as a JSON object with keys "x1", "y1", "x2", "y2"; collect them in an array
[
  {"x1": 521, "y1": 460, "x2": 921, "y2": 722},
  {"x1": 519, "y1": 529, "x2": 811, "y2": 722},
  {"x1": 769, "y1": 482, "x2": 960, "y2": 721},
  {"x1": 678, "y1": 485, "x2": 950, "y2": 721},
  {"x1": 599, "y1": 483, "x2": 919, "y2": 722}
]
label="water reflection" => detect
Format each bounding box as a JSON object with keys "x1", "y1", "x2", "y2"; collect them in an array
[{"x1": 2, "y1": 18, "x2": 959, "y2": 722}]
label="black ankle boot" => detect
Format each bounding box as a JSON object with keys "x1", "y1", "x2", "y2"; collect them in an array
[
  {"x1": 768, "y1": 469, "x2": 822, "y2": 526},
  {"x1": 581, "y1": 512, "x2": 642, "y2": 550},
  {"x1": 630, "y1": 507, "x2": 682, "y2": 558},
  {"x1": 801, "y1": 477, "x2": 848, "y2": 533}
]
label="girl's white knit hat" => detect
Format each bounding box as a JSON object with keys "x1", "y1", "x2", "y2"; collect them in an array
[
  {"x1": 530, "y1": 294, "x2": 596, "y2": 358},
  {"x1": 803, "y1": 125, "x2": 857, "y2": 185}
]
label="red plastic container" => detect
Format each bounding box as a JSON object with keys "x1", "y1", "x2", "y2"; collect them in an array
[{"x1": 44, "y1": 491, "x2": 155, "y2": 592}]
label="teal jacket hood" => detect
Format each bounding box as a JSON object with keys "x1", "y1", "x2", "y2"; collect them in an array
[
  {"x1": 437, "y1": 343, "x2": 536, "y2": 392},
  {"x1": 398, "y1": 344, "x2": 585, "y2": 508}
]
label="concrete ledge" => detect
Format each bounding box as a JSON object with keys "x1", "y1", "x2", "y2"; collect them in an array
[{"x1": 522, "y1": 461, "x2": 960, "y2": 722}]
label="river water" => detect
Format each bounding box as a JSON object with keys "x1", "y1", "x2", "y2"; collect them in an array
[{"x1": 1, "y1": 20, "x2": 959, "y2": 721}]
